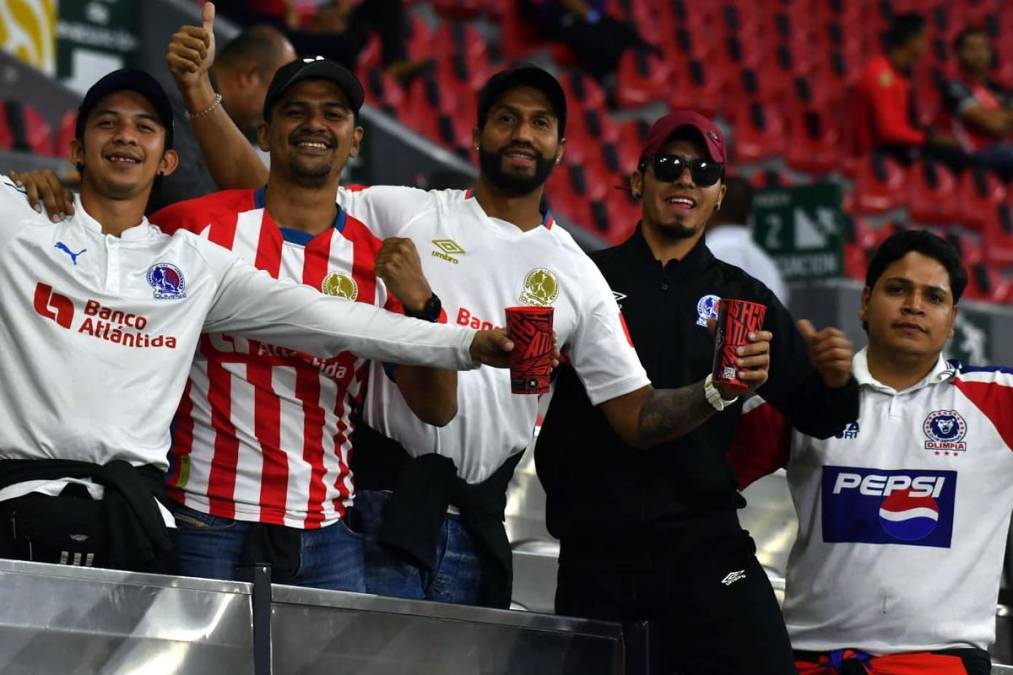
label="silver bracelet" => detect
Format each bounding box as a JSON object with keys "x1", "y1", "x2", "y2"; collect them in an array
[{"x1": 186, "y1": 92, "x2": 223, "y2": 121}]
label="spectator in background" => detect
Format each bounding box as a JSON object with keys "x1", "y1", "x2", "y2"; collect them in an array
[
  {"x1": 519, "y1": 0, "x2": 657, "y2": 81},
  {"x1": 706, "y1": 175, "x2": 789, "y2": 306},
  {"x1": 943, "y1": 27, "x2": 1013, "y2": 180},
  {"x1": 151, "y1": 18, "x2": 296, "y2": 213},
  {"x1": 854, "y1": 13, "x2": 962, "y2": 168},
  {"x1": 213, "y1": 0, "x2": 420, "y2": 82}
]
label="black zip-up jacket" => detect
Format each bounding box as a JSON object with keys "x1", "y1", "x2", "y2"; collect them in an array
[{"x1": 535, "y1": 226, "x2": 859, "y2": 545}]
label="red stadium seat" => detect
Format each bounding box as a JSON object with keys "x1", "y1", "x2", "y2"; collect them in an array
[
  {"x1": 432, "y1": 0, "x2": 488, "y2": 20},
  {"x1": 405, "y1": 14, "x2": 433, "y2": 62},
  {"x1": 667, "y1": 58, "x2": 722, "y2": 117},
  {"x1": 430, "y1": 21, "x2": 489, "y2": 65},
  {"x1": 847, "y1": 153, "x2": 908, "y2": 215},
  {"x1": 615, "y1": 50, "x2": 671, "y2": 109},
  {"x1": 5, "y1": 101, "x2": 51, "y2": 156},
  {"x1": 907, "y1": 159, "x2": 960, "y2": 225},
  {"x1": 0, "y1": 104, "x2": 12, "y2": 151},
  {"x1": 982, "y1": 204, "x2": 1013, "y2": 267},
  {"x1": 560, "y1": 71, "x2": 608, "y2": 114},
  {"x1": 54, "y1": 109, "x2": 76, "y2": 158},
  {"x1": 783, "y1": 106, "x2": 841, "y2": 175},
  {"x1": 957, "y1": 168, "x2": 1007, "y2": 232},
  {"x1": 729, "y1": 102, "x2": 786, "y2": 164}
]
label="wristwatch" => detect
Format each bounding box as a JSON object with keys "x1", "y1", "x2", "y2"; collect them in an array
[
  {"x1": 405, "y1": 293, "x2": 442, "y2": 322},
  {"x1": 704, "y1": 374, "x2": 739, "y2": 412}
]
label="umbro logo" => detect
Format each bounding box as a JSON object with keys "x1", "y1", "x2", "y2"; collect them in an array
[
  {"x1": 720, "y1": 570, "x2": 746, "y2": 587},
  {"x1": 612, "y1": 290, "x2": 627, "y2": 309},
  {"x1": 432, "y1": 239, "x2": 465, "y2": 264}
]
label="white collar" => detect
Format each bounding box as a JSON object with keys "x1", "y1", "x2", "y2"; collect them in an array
[
  {"x1": 72, "y1": 194, "x2": 156, "y2": 242},
  {"x1": 853, "y1": 346, "x2": 954, "y2": 395}
]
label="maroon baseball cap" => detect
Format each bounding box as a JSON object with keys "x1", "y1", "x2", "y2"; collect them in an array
[{"x1": 639, "y1": 110, "x2": 726, "y2": 165}]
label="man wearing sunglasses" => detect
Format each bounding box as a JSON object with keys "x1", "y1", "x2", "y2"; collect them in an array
[{"x1": 536, "y1": 110, "x2": 859, "y2": 674}]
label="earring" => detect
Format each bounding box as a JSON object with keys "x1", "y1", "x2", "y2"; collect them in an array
[
  {"x1": 715, "y1": 202, "x2": 722, "y2": 211},
  {"x1": 632, "y1": 191, "x2": 641, "y2": 199}
]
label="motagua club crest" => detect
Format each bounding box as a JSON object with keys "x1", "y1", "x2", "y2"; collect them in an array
[
  {"x1": 520, "y1": 268, "x2": 559, "y2": 306},
  {"x1": 923, "y1": 410, "x2": 968, "y2": 454},
  {"x1": 147, "y1": 263, "x2": 186, "y2": 300},
  {"x1": 321, "y1": 272, "x2": 358, "y2": 301}
]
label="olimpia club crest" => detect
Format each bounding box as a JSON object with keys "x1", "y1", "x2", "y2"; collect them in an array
[
  {"x1": 321, "y1": 272, "x2": 358, "y2": 300},
  {"x1": 519, "y1": 268, "x2": 559, "y2": 306}
]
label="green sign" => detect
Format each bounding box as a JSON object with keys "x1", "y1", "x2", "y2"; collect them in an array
[
  {"x1": 752, "y1": 182, "x2": 845, "y2": 281},
  {"x1": 945, "y1": 310, "x2": 991, "y2": 366},
  {"x1": 57, "y1": 0, "x2": 139, "y2": 94}
]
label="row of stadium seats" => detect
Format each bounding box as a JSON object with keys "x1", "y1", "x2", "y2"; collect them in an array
[{"x1": 0, "y1": 100, "x2": 75, "y2": 159}]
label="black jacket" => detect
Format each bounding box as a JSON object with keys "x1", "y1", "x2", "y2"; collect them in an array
[{"x1": 535, "y1": 227, "x2": 859, "y2": 544}]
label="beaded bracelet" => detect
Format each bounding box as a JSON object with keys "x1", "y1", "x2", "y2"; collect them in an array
[{"x1": 186, "y1": 92, "x2": 223, "y2": 121}]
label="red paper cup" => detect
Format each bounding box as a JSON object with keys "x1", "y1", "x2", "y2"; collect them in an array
[
  {"x1": 712, "y1": 299, "x2": 767, "y2": 392},
  {"x1": 505, "y1": 306, "x2": 554, "y2": 394}
]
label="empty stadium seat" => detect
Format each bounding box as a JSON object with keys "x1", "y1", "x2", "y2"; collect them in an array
[
  {"x1": 784, "y1": 106, "x2": 841, "y2": 175},
  {"x1": 729, "y1": 102, "x2": 786, "y2": 164},
  {"x1": 906, "y1": 159, "x2": 960, "y2": 225},
  {"x1": 957, "y1": 167, "x2": 1007, "y2": 232},
  {"x1": 615, "y1": 50, "x2": 671, "y2": 109},
  {"x1": 4, "y1": 101, "x2": 51, "y2": 156},
  {"x1": 847, "y1": 153, "x2": 908, "y2": 215}
]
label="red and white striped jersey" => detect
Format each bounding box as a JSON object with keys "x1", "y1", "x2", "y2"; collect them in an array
[{"x1": 152, "y1": 187, "x2": 393, "y2": 529}]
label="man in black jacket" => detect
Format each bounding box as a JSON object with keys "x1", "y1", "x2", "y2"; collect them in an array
[{"x1": 535, "y1": 110, "x2": 859, "y2": 675}]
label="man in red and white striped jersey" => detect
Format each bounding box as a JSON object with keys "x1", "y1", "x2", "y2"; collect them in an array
[{"x1": 147, "y1": 53, "x2": 460, "y2": 589}]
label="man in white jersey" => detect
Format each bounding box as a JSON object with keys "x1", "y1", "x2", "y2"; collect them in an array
[
  {"x1": 0, "y1": 68, "x2": 514, "y2": 573},
  {"x1": 137, "y1": 47, "x2": 777, "y2": 607},
  {"x1": 729, "y1": 230, "x2": 1005, "y2": 675}
]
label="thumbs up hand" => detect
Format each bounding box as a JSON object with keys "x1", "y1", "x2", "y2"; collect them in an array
[
  {"x1": 167, "y1": 1, "x2": 217, "y2": 94},
  {"x1": 797, "y1": 319, "x2": 854, "y2": 389}
]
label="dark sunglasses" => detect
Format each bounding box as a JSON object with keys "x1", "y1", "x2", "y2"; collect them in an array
[{"x1": 647, "y1": 154, "x2": 724, "y2": 186}]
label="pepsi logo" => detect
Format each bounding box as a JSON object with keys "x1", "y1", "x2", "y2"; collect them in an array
[{"x1": 878, "y1": 489, "x2": 940, "y2": 542}]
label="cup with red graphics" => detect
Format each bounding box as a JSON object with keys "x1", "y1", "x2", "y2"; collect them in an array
[
  {"x1": 712, "y1": 298, "x2": 767, "y2": 391},
  {"x1": 505, "y1": 306, "x2": 554, "y2": 394}
]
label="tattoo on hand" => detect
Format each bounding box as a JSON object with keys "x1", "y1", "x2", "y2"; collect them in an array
[{"x1": 636, "y1": 383, "x2": 714, "y2": 446}]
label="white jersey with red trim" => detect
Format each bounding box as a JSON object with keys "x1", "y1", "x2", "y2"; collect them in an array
[
  {"x1": 339, "y1": 185, "x2": 650, "y2": 483},
  {"x1": 732, "y1": 348, "x2": 1013, "y2": 653},
  {"x1": 0, "y1": 177, "x2": 479, "y2": 475},
  {"x1": 151, "y1": 187, "x2": 395, "y2": 528}
]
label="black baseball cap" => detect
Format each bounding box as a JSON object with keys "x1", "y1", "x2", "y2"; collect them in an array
[
  {"x1": 477, "y1": 65, "x2": 567, "y2": 137},
  {"x1": 76, "y1": 69, "x2": 175, "y2": 149},
  {"x1": 263, "y1": 56, "x2": 365, "y2": 121}
]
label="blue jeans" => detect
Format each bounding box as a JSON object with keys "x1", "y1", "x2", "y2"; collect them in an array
[
  {"x1": 354, "y1": 489, "x2": 486, "y2": 605},
  {"x1": 170, "y1": 502, "x2": 365, "y2": 592}
]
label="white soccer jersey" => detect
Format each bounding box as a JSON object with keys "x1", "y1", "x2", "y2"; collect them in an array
[
  {"x1": 152, "y1": 188, "x2": 394, "y2": 528},
  {"x1": 0, "y1": 177, "x2": 479, "y2": 472},
  {"x1": 732, "y1": 348, "x2": 1013, "y2": 653},
  {"x1": 339, "y1": 186, "x2": 651, "y2": 483}
]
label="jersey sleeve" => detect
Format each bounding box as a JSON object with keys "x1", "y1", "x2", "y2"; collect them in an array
[
  {"x1": 196, "y1": 235, "x2": 480, "y2": 371},
  {"x1": 339, "y1": 185, "x2": 462, "y2": 238},
  {"x1": 0, "y1": 175, "x2": 44, "y2": 248},
  {"x1": 149, "y1": 200, "x2": 204, "y2": 236},
  {"x1": 953, "y1": 367, "x2": 1013, "y2": 452},
  {"x1": 568, "y1": 259, "x2": 651, "y2": 405},
  {"x1": 863, "y1": 64, "x2": 926, "y2": 146},
  {"x1": 942, "y1": 79, "x2": 976, "y2": 115},
  {"x1": 726, "y1": 397, "x2": 792, "y2": 490}
]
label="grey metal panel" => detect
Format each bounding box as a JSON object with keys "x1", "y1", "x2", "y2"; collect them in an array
[
  {"x1": 0, "y1": 559, "x2": 254, "y2": 675},
  {"x1": 270, "y1": 584, "x2": 622, "y2": 675}
]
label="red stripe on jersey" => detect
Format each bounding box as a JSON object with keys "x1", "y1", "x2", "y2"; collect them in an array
[
  {"x1": 726, "y1": 401, "x2": 791, "y2": 489},
  {"x1": 206, "y1": 360, "x2": 240, "y2": 518},
  {"x1": 954, "y1": 378, "x2": 1013, "y2": 451},
  {"x1": 168, "y1": 379, "x2": 195, "y2": 503},
  {"x1": 295, "y1": 368, "x2": 328, "y2": 528},
  {"x1": 331, "y1": 412, "x2": 352, "y2": 515},
  {"x1": 250, "y1": 363, "x2": 287, "y2": 525},
  {"x1": 254, "y1": 211, "x2": 284, "y2": 278},
  {"x1": 302, "y1": 227, "x2": 334, "y2": 289},
  {"x1": 619, "y1": 312, "x2": 634, "y2": 346},
  {"x1": 150, "y1": 188, "x2": 253, "y2": 241},
  {"x1": 341, "y1": 215, "x2": 381, "y2": 305}
]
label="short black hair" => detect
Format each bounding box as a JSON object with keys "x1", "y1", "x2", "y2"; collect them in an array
[
  {"x1": 953, "y1": 25, "x2": 990, "y2": 53},
  {"x1": 715, "y1": 175, "x2": 752, "y2": 224},
  {"x1": 218, "y1": 24, "x2": 291, "y2": 78},
  {"x1": 884, "y1": 13, "x2": 926, "y2": 50},
  {"x1": 865, "y1": 229, "x2": 967, "y2": 303}
]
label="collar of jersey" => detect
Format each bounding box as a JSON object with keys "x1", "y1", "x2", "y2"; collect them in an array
[
  {"x1": 253, "y1": 186, "x2": 347, "y2": 245},
  {"x1": 465, "y1": 192, "x2": 554, "y2": 234},
  {"x1": 73, "y1": 194, "x2": 155, "y2": 242},
  {"x1": 853, "y1": 347, "x2": 954, "y2": 394}
]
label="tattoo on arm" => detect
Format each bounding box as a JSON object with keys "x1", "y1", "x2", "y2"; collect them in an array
[{"x1": 636, "y1": 382, "x2": 715, "y2": 446}]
